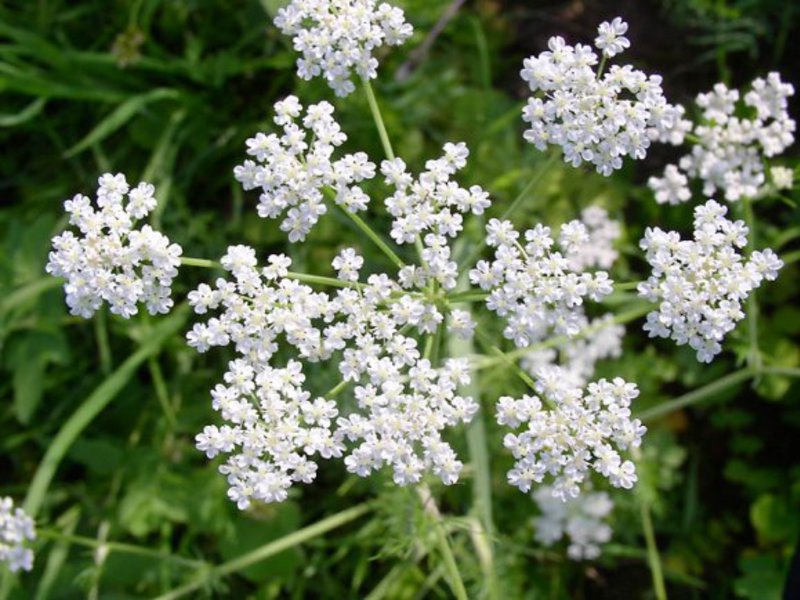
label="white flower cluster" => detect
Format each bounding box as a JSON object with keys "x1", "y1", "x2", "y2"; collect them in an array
[
  {"x1": 638, "y1": 200, "x2": 783, "y2": 362},
  {"x1": 1, "y1": 497, "x2": 35, "y2": 573},
  {"x1": 649, "y1": 73, "x2": 796, "y2": 203},
  {"x1": 533, "y1": 486, "x2": 613, "y2": 560},
  {"x1": 521, "y1": 315, "x2": 625, "y2": 388},
  {"x1": 521, "y1": 18, "x2": 685, "y2": 175},
  {"x1": 189, "y1": 246, "x2": 477, "y2": 508},
  {"x1": 382, "y1": 142, "x2": 491, "y2": 292},
  {"x1": 46, "y1": 174, "x2": 182, "y2": 319},
  {"x1": 275, "y1": 0, "x2": 413, "y2": 97},
  {"x1": 470, "y1": 218, "x2": 614, "y2": 348},
  {"x1": 234, "y1": 96, "x2": 376, "y2": 242},
  {"x1": 563, "y1": 206, "x2": 621, "y2": 271},
  {"x1": 499, "y1": 366, "x2": 645, "y2": 500}
]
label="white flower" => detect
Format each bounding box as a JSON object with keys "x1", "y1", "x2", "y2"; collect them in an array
[
  {"x1": 563, "y1": 206, "x2": 621, "y2": 271},
  {"x1": 500, "y1": 367, "x2": 645, "y2": 499},
  {"x1": 471, "y1": 218, "x2": 614, "y2": 348},
  {"x1": 650, "y1": 73, "x2": 795, "y2": 202},
  {"x1": 594, "y1": 17, "x2": 630, "y2": 58},
  {"x1": 638, "y1": 199, "x2": 783, "y2": 362},
  {"x1": 46, "y1": 174, "x2": 182, "y2": 319},
  {"x1": 771, "y1": 166, "x2": 794, "y2": 190},
  {"x1": 649, "y1": 164, "x2": 692, "y2": 205},
  {"x1": 0, "y1": 497, "x2": 36, "y2": 573},
  {"x1": 234, "y1": 96, "x2": 376, "y2": 242},
  {"x1": 521, "y1": 18, "x2": 685, "y2": 175},
  {"x1": 382, "y1": 142, "x2": 491, "y2": 295},
  {"x1": 188, "y1": 246, "x2": 478, "y2": 508},
  {"x1": 533, "y1": 486, "x2": 614, "y2": 560},
  {"x1": 521, "y1": 315, "x2": 625, "y2": 388},
  {"x1": 275, "y1": 0, "x2": 413, "y2": 97}
]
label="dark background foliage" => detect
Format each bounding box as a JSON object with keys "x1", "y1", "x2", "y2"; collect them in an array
[{"x1": 1, "y1": 0, "x2": 799, "y2": 598}]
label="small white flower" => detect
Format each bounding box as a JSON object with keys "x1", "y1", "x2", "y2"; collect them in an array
[
  {"x1": 275, "y1": 0, "x2": 413, "y2": 97},
  {"x1": 46, "y1": 174, "x2": 182, "y2": 319},
  {"x1": 521, "y1": 18, "x2": 684, "y2": 175},
  {"x1": 595, "y1": 17, "x2": 630, "y2": 58},
  {"x1": 651, "y1": 73, "x2": 795, "y2": 202},
  {"x1": 771, "y1": 166, "x2": 794, "y2": 190},
  {"x1": 533, "y1": 486, "x2": 614, "y2": 560},
  {"x1": 638, "y1": 199, "x2": 782, "y2": 362},
  {"x1": 0, "y1": 497, "x2": 36, "y2": 573}
]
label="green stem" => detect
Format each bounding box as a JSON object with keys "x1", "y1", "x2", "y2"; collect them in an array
[
  {"x1": 154, "y1": 504, "x2": 372, "y2": 600},
  {"x1": 637, "y1": 366, "x2": 800, "y2": 421},
  {"x1": 500, "y1": 153, "x2": 560, "y2": 222},
  {"x1": 22, "y1": 307, "x2": 188, "y2": 518},
  {"x1": 741, "y1": 197, "x2": 762, "y2": 370},
  {"x1": 362, "y1": 77, "x2": 395, "y2": 160},
  {"x1": 35, "y1": 529, "x2": 203, "y2": 568},
  {"x1": 615, "y1": 280, "x2": 643, "y2": 292},
  {"x1": 179, "y1": 257, "x2": 218, "y2": 269},
  {"x1": 338, "y1": 206, "x2": 406, "y2": 269},
  {"x1": 475, "y1": 303, "x2": 650, "y2": 369},
  {"x1": 447, "y1": 291, "x2": 488, "y2": 303},
  {"x1": 596, "y1": 54, "x2": 608, "y2": 79},
  {"x1": 640, "y1": 500, "x2": 668, "y2": 600},
  {"x1": 324, "y1": 379, "x2": 349, "y2": 399},
  {"x1": 286, "y1": 272, "x2": 356, "y2": 289},
  {"x1": 459, "y1": 153, "x2": 560, "y2": 271},
  {"x1": 95, "y1": 307, "x2": 113, "y2": 375},
  {"x1": 416, "y1": 487, "x2": 469, "y2": 600}
]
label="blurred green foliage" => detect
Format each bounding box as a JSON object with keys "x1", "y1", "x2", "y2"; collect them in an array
[{"x1": 1, "y1": 0, "x2": 799, "y2": 598}]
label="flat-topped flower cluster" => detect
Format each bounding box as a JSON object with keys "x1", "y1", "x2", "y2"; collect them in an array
[
  {"x1": 470, "y1": 217, "x2": 614, "y2": 348},
  {"x1": 638, "y1": 200, "x2": 783, "y2": 362},
  {"x1": 39, "y1": 4, "x2": 793, "y2": 540},
  {"x1": 498, "y1": 367, "x2": 646, "y2": 500},
  {"x1": 46, "y1": 174, "x2": 182, "y2": 318},
  {"x1": 275, "y1": 0, "x2": 413, "y2": 97},
  {"x1": 533, "y1": 485, "x2": 614, "y2": 560},
  {"x1": 520, "y1": 18, "x2": 686, "y2": 175},
  {"x1": 234, "y1": 96, "x2": 376, "y2": 242},
  {"x1": 189, "y1": 246, "x2": 477, "y2": 507},
  {"x1": 649, "y1": 73, "x2": 796, "y2": 204}
]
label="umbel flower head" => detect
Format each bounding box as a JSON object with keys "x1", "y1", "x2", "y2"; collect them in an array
[
  {"x1": 638, "y1": 199, "x2": 783, "y2": 362},
  {"x1": 275, "y1": 0, "x2": 413, "y2": 97},
  {"x1": 649, "y1": 73, "x2": 796, "y2": 204},
  {"x1": 189, "y1": 246, "x2": 478, "y2": 509},
  {"x1": 1, "y1": 497, "x2": 36, "y2": 573},
  {"x1": 499, "y1": 367, "x2": 646, "y2": 500},
  {"x1": 46, "y1": 174, "x2": 182, "y2": 319},
  {"x1": 470, "y1": 216, "x2": 614, "y2": 348},
  {"x1": 234, "y1": 96, "x2": 376, "y2": 242},
  {"x1": 520, "y1": 17, "x2": 686, "y2": 175},
  {"x1": 533, "y1": 485, "x2": 614, "y2": 560}
]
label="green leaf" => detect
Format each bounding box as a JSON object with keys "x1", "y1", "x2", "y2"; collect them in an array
[
  {"x1": 64, "y1": 88, "x2": 180, "y2": 157},
  {"x1": 219, "y1": 503, "x2": 302, "y2": 584},
  {"x1": 0, "y1": 97, "x2": 46, "y2": 127},
  {"x1": 734, "y1": 555, "x2": 786, "y2": 600},
  {"x1": 4, "y1": 329, "x2": 69, "y2": 423},
  {"x1": 751, "y1": 494, "x2": 800, "y2": 544}
]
